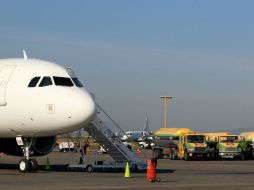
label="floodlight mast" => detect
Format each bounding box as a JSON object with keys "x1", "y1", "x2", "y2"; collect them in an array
[{"x1": 160, "y1": 96, "x2": 173, "y2": 128}]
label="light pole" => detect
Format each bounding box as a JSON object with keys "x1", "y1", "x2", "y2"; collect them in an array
[{"x1": 160, "y1": 96, "x2": 172, "y2": 128}]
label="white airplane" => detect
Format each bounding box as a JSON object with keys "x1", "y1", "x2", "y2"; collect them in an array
[
  {"x1": 0, "y1": 51, "x2": 96, "y2": 172},
  {"x1": 121, "y1": 117, "x2": 150, "y2": 142}
]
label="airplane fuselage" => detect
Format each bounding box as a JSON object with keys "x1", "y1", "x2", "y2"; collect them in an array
[{"x1": 0, "y1": 58, "x2": 96, "y2": 137}]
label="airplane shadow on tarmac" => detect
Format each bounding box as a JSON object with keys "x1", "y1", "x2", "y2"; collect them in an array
[
  {"x1": 0, "y1": 163, "x2": 66, "y2": 172},
  {"x1": 0, "y1": 163, "x2": 20, "y2": 170},
  {"x1": 0, "y1": 163, "x2": 175, "y2": 174},
  {"x1": 157, "y1": 169, "x2": 175, "y2": 173}
]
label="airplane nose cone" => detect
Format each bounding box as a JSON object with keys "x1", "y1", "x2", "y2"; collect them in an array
[
  {"x1": 71, "y1": 91, "x2": 96, "y2": 127},
  {"x1": 81, "y1": 92, "x2": 96, "y2": 124}
]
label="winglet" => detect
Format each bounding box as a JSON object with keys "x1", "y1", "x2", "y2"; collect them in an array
[{"x1": 22, "y1": 50, "x2": 28, "y2": 59}]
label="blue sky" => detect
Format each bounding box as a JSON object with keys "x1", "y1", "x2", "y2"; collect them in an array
[{"x1": 0, "y1": 1, "x2": 254, "y2": 132}]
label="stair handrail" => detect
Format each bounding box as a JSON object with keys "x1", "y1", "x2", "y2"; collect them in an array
[
  {"x1": 96, "y1": 103, "x2": 125, "y2": 136},
  {"x1": 91, "y1": 117, "x2": 141, "y2": 163}
]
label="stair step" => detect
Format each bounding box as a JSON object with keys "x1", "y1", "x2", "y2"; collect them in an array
[{"x1": 84, "y1": 116, "x2": 142, "y2": 164}]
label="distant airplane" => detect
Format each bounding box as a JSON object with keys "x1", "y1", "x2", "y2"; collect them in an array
[
  {"x1": 121, "y1": 117, "x2": 150, "y2": 142},
  {"x1": 0, "y1": 51, "x2": 96, "y2": 172}
]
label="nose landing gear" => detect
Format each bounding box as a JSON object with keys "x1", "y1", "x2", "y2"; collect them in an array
[
  {"x1": 16, "y1": 137, "x2": 38, "y2": 173},
  {"x1": 19, "y1": 158, "x2": 38, "y2": 173}
]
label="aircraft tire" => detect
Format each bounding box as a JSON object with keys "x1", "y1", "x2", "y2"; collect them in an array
[
  {"x1": 86, "y1": 165, "x2": 93, "y2": 173},
  {"x1": 29, "y1": 158, "x2": 38, "y2": 172},
  {"x1": 19, "y1": 158, "x2": 31, "y2": 173}
]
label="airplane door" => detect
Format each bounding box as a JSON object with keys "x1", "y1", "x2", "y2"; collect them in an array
[{"x1": 0, "y1": 65, "x2": 16, "y2": 106}]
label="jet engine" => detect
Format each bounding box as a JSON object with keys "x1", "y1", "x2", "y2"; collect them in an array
[{"x1": 0, "y1": 136, "x2": 56, "y2": 156}]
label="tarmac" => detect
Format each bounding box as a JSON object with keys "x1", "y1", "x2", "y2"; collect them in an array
[{"x1": 0, "y1": 150, "x2": 254, "y2": 189}]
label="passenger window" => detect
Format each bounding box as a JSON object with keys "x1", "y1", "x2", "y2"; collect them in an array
[
  {"x1": 39, "y1": 77, "x2": 53, "y2": 87},
  {"x1": 53, "y1": 76, "x2": 74, "y2": 87},
  {"x1": 71, "y1": 78, "x2": 83, "y2": 87},
  {"x1": 28, "y1": 77, "x2": 41, "y2": 87}
]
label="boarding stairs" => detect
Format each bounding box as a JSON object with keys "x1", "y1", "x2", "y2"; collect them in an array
[{"x1": 84, "y1": 105, "x2": 146, "y2": 170}]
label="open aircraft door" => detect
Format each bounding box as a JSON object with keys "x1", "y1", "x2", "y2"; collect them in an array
[{"x1": 0, "y1": 65, "x2": 16, "y2": 106}]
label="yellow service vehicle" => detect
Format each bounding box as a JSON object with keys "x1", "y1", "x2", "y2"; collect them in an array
[
  {"x1": 152, "y1": 128, "x2": 192, "y2": 159},
  {"x1": 203, "y1": 132, "x2": 230, "y2": 143},
  {"x1": 154, "y1": 128, "x2": 193, "y2": 147},
  {"x1": 239, "y1": 131, "x2": 254, "y2": 159},
  {"x1": 178, "y1": 133, "x2": 209, "y2": 161},
  {"x1": 204, "y1": 133, "x2": 243, "y2": 159},
  {"x1": 240, "y1": 131, "x2": 254, "y2": 142},
  {"x1": 216, "y1": 135, "x2": 242, "y2": 159},
  {"x1": 202, "y1": 132, "x2": 230, "y2": 159}
]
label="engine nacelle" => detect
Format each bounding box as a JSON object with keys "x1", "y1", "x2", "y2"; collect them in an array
[
  {"x1": 0, "y1": 137, "x2": 56, "y2": 156},
  {"x1": 31, "y1": 136, "x2": 56, "y2": 156}
]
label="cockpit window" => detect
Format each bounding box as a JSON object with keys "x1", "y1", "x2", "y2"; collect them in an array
[
  {"x1": 28, "y1": 77, "x2": 41, "y2": 87},
  {"x1": 66, "y1": 67, "x2": 83, "y2": 88},
  {"x1": 72, "y1": 78, "x2": 83, "y2": 87},
  {"x1": 53, "y1": 76, "x2": 74, "y2": 87},
  {"x1": 39, "y1": 77, "x2": 53, "y2": 87}
]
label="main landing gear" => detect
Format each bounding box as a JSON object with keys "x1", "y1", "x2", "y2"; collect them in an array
[{"x1": 16, "y1": 137, "x2": 38, "y2": 173}]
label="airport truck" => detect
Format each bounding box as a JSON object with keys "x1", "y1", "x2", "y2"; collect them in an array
[
  {"x1": 138, "y1": 141, "x2": 155, "y2": 149},
  {"x1": 177, "y1": 133, "x2": 209, "y2": 160},
  {"x1": 205, "y1": 133, "x2": 244, "y2": 160},
  {"x1": 152, "y1": 128, "x2": 193, "y2": 159},
  {"x1": 152, "y1": 128, "x2": 209, "y2": 160},
  {"x1": 205, "y1": 132, "x2": 253, "y2": 160},
  {"x1": 59, "y1": 142, "x2": 75, "y2": 152},
  {"x1": 239, "y1": 132, "x2": 254, "y2": 160},
  {"x1": 216, "y1": 135, "x2": 242, "y2": 159},
  {"x1": 203, "y1": 132, "x2": 230, "y2": 159}
]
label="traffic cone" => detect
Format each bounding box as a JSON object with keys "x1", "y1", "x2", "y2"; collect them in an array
[
  {"x1": 45, "y1": 157, "x2": 51, "y2": 171},
  {"x1": 124, "y1": 162, "x2": 131, "y2": 178}
]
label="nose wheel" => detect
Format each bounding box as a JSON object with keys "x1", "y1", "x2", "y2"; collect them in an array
[
  {"x1": 17, "y1": 138, "x2": 38, "y2": 173},
  {"x1": 19, "y1": 158, "x2": 30, "y2": 172},
  {"x1": 29, "y1": 158, "x2": 38, "y2": 172},
  {"x1": 19, "y1": 158, "x2": 38, "y2": 173}
]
